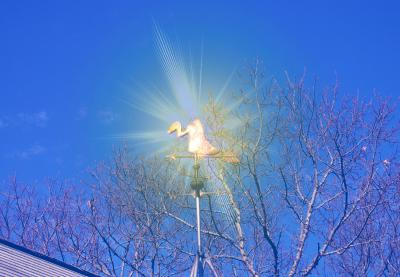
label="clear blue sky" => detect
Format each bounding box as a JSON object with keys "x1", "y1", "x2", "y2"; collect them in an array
[{"x1": 1, "y1": 1, "x2": 399, "y2": 184}]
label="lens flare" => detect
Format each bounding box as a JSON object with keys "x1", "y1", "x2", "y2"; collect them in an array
[
  {"x1": 118, "y1": 25, "x2": 243, "y2": 156},
  {"x1": 118, "y1": 25, "x2": 243, "y2": 225}
]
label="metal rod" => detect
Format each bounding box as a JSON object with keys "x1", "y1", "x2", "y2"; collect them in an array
[
  {"x1": 167, "y1": 153, "x2": 237, "y2": 159},
  {"x1": 194, "y1": 154, "x2": 201, "y2": 254},
  {"x1": 193, "y1": 153, "x2": 204, "y2": 276},
  {"x1": 195, "y1": 193, "x2": 201, "y2": 253}
]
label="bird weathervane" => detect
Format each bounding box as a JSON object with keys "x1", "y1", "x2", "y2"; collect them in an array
[
  {"x1": 167, "y1": 118, "x2": 239, "y2": 163},
  {"x1": 167, "y1": 118, "x2": 238, "y2": 277}
]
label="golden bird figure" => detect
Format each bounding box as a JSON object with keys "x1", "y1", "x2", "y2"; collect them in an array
[{"x1": 168, "y1": 119, "x2": 239, "y2": 163}]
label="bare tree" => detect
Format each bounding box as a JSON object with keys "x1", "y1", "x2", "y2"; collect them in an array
[{"x1": 0, "y1": 61, "x2": 399, "y2": 276}]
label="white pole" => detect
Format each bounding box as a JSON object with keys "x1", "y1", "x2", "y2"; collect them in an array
[
  {"x1": 196, "y1": 194, "x2": 201, "y2": 253},
  {"x1": 193, "y1": 154, "x2": 203, "y2": 276}
]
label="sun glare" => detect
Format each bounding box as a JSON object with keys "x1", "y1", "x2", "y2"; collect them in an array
[
  {"x1": 118, "y1": 25, "x2": 242, "y2": 160},
  {"x1": 112, "y1": 25, "x2": 243, "y2": 224}
]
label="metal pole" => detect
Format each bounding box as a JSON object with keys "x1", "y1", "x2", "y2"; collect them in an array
[
  {"x1": 190, "y1": 154, "x2": 204, "y2": 277},
  {"x1": 194, "y1": 154, "x2": 201, "y2": 254},
  {"x1": 195, "y1": 192, "x2": 201, "y2": 253}
]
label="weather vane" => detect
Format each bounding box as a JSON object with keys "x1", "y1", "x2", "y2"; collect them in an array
[{"x1": 168, "y1": 118, "x2": 239, "y2": 277}]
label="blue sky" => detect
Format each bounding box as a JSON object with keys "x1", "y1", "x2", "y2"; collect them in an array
[{"x1": 1, "y1": 1, "x2": 399, "y2": 184}]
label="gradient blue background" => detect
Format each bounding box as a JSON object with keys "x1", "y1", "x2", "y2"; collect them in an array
[{"x1": 1, "y1": 1, "x2": 399, "y2": 184}]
